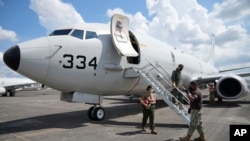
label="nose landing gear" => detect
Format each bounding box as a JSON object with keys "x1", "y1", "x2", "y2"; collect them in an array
[{"x1": 61, "y1": 92, "x2": 105, "y2": 120}]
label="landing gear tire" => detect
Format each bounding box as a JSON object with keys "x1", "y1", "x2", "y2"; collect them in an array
[
  {"x1": 87, "y1": 106, "x2": 105, "y2": 121},
  {"x1": 93, "y1": 107, "x2": 105, "y2": 121},
  {"x1": 88, "y1": 106, "x2": 95, "y2": 120}
]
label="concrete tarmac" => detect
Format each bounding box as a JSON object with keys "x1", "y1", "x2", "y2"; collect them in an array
[{"x1": 0, "y1": 89, "x2": 250, "y2": 141}]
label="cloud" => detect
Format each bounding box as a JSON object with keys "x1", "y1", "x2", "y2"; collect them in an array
[
  {"x1": 213, "y1": 0, "x2": 250, "y2": 22},
  {"x1": 106, "y1": 0, "x2": 250, "y2": 67},
  {"x1": 138, "y1": 0, "x2": 217, "y2": 59},
  {"x1": 215, "y1": 25, "x2": 248, "y2": 46},
  {"x1": 29, "y1": 0, "x2": 84, "y2": 31},
  {"x1": 0, "y1": 26, "x2": 18, "y2": 42},
  {"x1": 107, "y1": 8, "x2": 149, "y2": 33},
  {"x1": 0, "y1": 0, "x2": 3, "y2": 6}
]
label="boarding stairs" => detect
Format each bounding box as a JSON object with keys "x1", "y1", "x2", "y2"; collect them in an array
[{"x1": 137, "y1": 61, "x2": 190, "y2": 126}]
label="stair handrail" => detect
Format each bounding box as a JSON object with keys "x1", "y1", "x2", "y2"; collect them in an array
[{"x1": 144, "y1": 59, "x2": 190, "y2": 104}]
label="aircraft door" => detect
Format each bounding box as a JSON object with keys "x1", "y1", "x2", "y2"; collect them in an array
[
  {"x1": 127, "y1": 31, "x2": 141, "y2": 64},
  {"x1": 111, "y1": 14, "x2": 138, "y2": 57}
]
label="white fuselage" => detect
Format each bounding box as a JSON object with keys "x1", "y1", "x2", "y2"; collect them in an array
[{"x1": 5, "y1": 23, "x2": 218, "y2": 96}]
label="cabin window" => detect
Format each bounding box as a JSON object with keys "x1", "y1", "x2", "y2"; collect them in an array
[
  {"x1": 85, "y1": 31, "x2": 97, "y2": 39},
  {"x1": 71, "y1": 29, "x2": 84, "y2": 39},
  {"x1": 49, "y1": 29, "x2": 72, "y2": 36}
]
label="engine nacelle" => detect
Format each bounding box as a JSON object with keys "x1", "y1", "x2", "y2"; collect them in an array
[
  {"x1": 216, "y1": 75, "x2": 249, "y2": 99},
  {"x1": 0, "y1": 87, "x2": 6, "y2": 94}
]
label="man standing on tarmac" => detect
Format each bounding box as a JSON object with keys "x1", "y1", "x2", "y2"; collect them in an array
[
  {"x1": 171, "y1": 64, "x2": 184, "y2": 104},
  {"x1": 139, "y1": 85, "x2": 158, "y2": 135},
  {"x1": 179, "y1": 81, "x2": 206, "y2": 141}
]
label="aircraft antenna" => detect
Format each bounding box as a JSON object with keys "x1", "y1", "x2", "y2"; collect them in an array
[{"x1": 208, "y1": 34, "x2": 215, "y2": 65}]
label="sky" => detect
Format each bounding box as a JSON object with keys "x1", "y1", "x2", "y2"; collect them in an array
[{"x1": 0, "y1": 0, "x2": 250, "y2": 77}]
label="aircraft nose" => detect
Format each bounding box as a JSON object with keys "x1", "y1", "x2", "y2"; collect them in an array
[{"x1": 3, "y1": 45, "x2": 20, "y2": 71}]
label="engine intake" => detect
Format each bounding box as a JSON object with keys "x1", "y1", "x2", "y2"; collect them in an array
[{"x1": 216, "y1": 75, "x2": 249, "y2": 99}]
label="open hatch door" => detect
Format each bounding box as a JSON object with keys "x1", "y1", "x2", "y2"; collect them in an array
[{"x1": 111, "y1": 14, "x2": 138, "y2": 57}]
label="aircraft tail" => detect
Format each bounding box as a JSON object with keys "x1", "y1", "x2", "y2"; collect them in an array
[{"x1": 208, "y1": 34, "x2": 215, "y2": 66}]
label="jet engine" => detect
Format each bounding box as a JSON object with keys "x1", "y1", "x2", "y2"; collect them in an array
[{"x1": 216, "y1": 75, "x2": 249, "y2": 99}]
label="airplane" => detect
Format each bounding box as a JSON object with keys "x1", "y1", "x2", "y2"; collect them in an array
[
  {"x1": 0, "y1": 77, "x2": 38, "y2": 96},
  {"x1": 22, "y1": 83, "x2": 46, "y2": 91},
  {"x1": 3, "y1": 14, "x2": 250, "y2": 121}
]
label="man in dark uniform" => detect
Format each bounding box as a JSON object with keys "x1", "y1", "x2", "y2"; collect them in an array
[
  {"x1": 171, "y1": 64, "x2": 184, "y2": 104},
  {"x1": 179, "y1": 81, "x2": 206, "y2": 141}
]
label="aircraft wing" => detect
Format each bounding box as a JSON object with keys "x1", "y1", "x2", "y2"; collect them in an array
[
  {"x1": 193, "y1": 72, "x2": 250, "y2": 83},
  {"x1": 4, "y1": 82, "x2": 37, "y2": 89},
  {"x1": 234, "y1": 72, "x2": 250, "y2": 77},
  {"x1": 191, "y1": 71, "x2": 250, "y2": 99},
  {"x1": 3, "y1": 78, "x2": 36, "y2": 88},
  {"x1": 219, "y1": 66, "x2": 250, "y2": 73}
]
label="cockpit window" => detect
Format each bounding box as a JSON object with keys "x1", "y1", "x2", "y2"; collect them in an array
[
  {"x1": 86, "y1": 31, "x2": 97, "y2": 39},
  {"x1": 49, "y1": 29, "x2": 72, "y2": 36},
  {"x1": 71, "y1": 29, "x2": 84, "y2": 39},
  {"x1": 49, "y1": 29, "x2": 96, "y2": 40}
]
